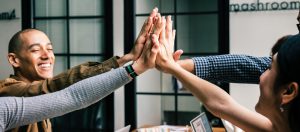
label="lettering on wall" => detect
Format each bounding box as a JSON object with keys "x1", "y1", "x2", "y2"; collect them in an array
[
  {"x1": 0, "y1": 9, "x2": 17, "y2": 20},
  {"x1": 230, "y1": 0, "x2": 300, "y2": 12}
]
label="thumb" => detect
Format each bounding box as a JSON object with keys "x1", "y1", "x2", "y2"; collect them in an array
[{"x1": 173, "y1": 49, "x2": 183, "y2": 61}]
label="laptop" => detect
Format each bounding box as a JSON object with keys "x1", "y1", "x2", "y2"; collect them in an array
[
  {"x1": 115, "y1": 125, "x2": 131, "y2": 132},
  {"x1": 190, "y1": 112, "x2": 213, "y2": 132}
]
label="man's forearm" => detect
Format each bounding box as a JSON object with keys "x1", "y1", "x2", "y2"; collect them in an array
[
  {"x1": 177, "y1": 59, "x2": 195, "y2": 74},
  {"x1": 176, "y1": 55, "x2": 271, "y2": 84},
  {"x1": 191, "y1": 54, "x2": 271, "y2": 84}
]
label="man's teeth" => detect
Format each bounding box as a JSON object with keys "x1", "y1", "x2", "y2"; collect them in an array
[{"x1": 40, "y1": 64, "x2": 51, "y2": 68}]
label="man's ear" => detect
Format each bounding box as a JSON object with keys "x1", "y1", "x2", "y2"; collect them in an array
[
  {"x1": 281, "y1": 82, "x2": 299, "y2": 105},
  {"x1": 7, "y1": 53, "x2": 20, "y2": 68}
]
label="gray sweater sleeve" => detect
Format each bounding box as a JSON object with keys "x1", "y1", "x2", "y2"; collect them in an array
[{"x1": 0, "y1": 67, "x2": 131, "y2": 131}]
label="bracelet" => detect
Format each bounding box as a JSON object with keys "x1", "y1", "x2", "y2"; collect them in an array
[{"x1": 125, "y1": 64, "x2": 138, "y2": 78}]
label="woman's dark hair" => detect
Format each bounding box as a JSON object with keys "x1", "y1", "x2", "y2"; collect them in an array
[
  {"x1": 274, "y1": 34, "x2": 300, "y2": 132},
  {"x1": 270, "y1": 35, "x2": 292, "y2": 56}
]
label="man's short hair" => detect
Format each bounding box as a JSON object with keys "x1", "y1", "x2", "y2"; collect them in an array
[{"x1": 8, "y1": 28, "x2": 39, "y2": 53}]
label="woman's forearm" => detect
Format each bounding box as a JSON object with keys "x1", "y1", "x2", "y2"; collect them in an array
[
  {"x1": 170, "y1": 65, "x2": 233, "y2": 115},
  {"x1": 1, "y1": 67, "x2": 131, "y2": 131}
]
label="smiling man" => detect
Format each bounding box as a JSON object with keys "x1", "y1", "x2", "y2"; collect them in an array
[
  {"x1": 1, "y1": 27, "x2": 147, "y2": 132},
  {"x1": 0, "y1": 7, "x2": 158, "y2": 131},
  {"x1": 8, "y1": 29, "x2": 55, "y2": 82},
  {"x1": 2, "y1": 29, "x2": 56, "y2": 132}
]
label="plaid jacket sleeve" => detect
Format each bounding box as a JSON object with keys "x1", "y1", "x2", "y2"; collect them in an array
[{"x1": 192, "y1": 54, "x2": 271, "y2": 84}]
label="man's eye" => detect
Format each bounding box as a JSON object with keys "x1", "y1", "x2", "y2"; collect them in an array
[{"x1": 31, "y1": 49, "x2": 40, "y2": 52}]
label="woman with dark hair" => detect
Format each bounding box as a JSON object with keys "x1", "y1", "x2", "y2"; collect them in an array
[{"x1": 153, "y1": 13, "x2": 300, "y2": 131}]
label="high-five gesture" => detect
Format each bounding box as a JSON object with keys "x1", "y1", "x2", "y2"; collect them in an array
[
  {"x1": 131, "y1": 31, "x2": 160, "y2": 75},
  {"x1": 153, "y1": 16, "x2": 179, "y2": 73}
]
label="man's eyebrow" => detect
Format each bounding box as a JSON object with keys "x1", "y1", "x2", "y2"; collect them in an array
[
  {"x1": 28, "y1": 43, "x2": 52, "y2": 49},
  {"x1": 28, "y1": 43, "x2": 41, "y2": 49}
]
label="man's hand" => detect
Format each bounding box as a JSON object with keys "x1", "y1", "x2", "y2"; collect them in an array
[{"x1": 130, "y1": 8, "x2": 158, "y2": 61}]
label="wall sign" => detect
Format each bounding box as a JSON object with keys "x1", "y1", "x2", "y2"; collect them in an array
[
  {"x1": 230, "y1": 0, "x2": 300, "y2": 12},
  {"x1": 0, "y1": 9, "x2": 17, "y2": 20}
]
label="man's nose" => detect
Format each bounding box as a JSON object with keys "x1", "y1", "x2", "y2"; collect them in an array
[{"x1": 40, "y1": 49, "x2": 51, "y2": 59}]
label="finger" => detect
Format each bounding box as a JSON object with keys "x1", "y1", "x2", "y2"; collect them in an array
[
  {"x1": 159, "y1": 16, "x2": 166, "y2": 43},
  {"x1": 168, "y1": 29, "x2": 176, "y2": 52},
  {"x1": 136, "y1": 7, "x2": 158, "y2": 42},
  {"x1": 146, "y1": 8, "x2": 158, "y2": 33},
  {"x1": 135, "y1": 17, "x2": 153, "y2": 45},
  {"x1": 147, "y1": 23, "x2": 154, "y2": 35},
  {"x1": 173, "y1": 49, "x2": 183, "y2": 61},
  {"x1": 146, "y1": 7, "x2": 158, "y2": 34},
  {"x1": 172, "y1": 29, "x2": 176, "y2": 41},
  {"x1": 166, "y1": 15, "x2": 172, "y2": 39},
  {"x1": 150, "y1": 7, "x2": 158, "y2": 18},
  {"x1": 168, "y1": 29, "x2": 176, "y2": 51},
  {"x1": 153, "y1": 13, "x2": 162, "y2": 35},
  {"x1": 141, "y1": 16, "x2": 153, "y2": 36}
]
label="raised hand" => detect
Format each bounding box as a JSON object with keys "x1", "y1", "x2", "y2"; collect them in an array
[
  {"x1": 130, "y1": 12, "x2": 166, "y2": 75},
  {"x1": 153, "y1": 16, "x2": 180, "y2": 73},
  {"x1": 129, "y1": 8, "x2": 158, "y2": 61},
  {"x1": 131, "y1": 33, "x2": 160, "y2": 75},
  {"x1": 117, "y1": 8, "x2": 159, "y2": 67}
]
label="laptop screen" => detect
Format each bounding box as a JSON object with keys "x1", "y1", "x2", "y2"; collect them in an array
[{"x1": 190, "y1": 112, "x2": 212, "y2": 132}]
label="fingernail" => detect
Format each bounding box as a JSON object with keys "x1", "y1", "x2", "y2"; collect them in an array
[{"x1": 157, "y1": 13, "x2": 161, "y2": 17}]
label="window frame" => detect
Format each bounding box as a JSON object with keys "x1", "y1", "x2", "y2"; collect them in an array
[
  {"x1": 124, "y1": 0, "x2": 229, "y2": 129},
  {"x1": 22, "y1": 0, "x2": 114, "y2": 131}
]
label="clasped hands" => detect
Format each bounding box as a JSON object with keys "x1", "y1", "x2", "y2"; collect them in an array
[{"x1": 130, "y1": 8, "x2": 183, "y2": 75}]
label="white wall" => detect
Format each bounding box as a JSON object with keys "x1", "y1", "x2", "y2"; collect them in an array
[
  {"x1": 0, "y1": 0, "x2": 21, "y2": 79},
  {"x1": 230, "y1": 0, "x2": 298, "y2": 111}
]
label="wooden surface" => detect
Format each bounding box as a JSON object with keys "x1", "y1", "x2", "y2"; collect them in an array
[
  {"x1": 212, "y1": 127, "x2": 226, "y2": 132},
  {"x1": 133, "y1": 125, "x2": 225, "y2": 132}
]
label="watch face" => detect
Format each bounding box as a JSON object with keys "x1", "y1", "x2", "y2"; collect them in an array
[{"x1": 190, "y1": 112, "x2": 212, "y2": 132}]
